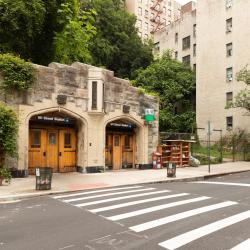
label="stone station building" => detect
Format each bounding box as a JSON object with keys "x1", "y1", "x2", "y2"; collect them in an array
[{"x1": 1, "y1": 63, "x2": 159, "y2": 175}]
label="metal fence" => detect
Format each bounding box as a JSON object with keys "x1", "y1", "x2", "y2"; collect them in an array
[{"x1": 160, "y1": 132, "x2": 250, "y2": 163}]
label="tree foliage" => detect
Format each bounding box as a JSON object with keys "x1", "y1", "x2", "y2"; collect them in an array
[
  {"x1": 228, "y1": 65, "x2": 250, "y2": 112},
  {"x1": 0, "y1": 0, "x2": 46, "y2": 60},
  {"x1": 53, "y1": 2, "x2": 96, "y2": 64},
  {"x1": 82, "y1": 0, "x2": 153, "y2": 79},
  {"x1": 133, "y1": 51, "x2": 196, "y2": 132}
]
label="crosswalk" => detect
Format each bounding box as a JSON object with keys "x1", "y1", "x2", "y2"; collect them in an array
[{"x1": 53, "y1": 185, "x2": 250, "y2": 250}]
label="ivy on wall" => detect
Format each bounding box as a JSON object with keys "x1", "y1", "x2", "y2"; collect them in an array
[{"x1": 0, "y1": 54, "x2": 36, "y2": 91}]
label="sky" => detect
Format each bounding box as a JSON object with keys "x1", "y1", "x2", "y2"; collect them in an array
[{"x1": 176, "y1": 0, "x2": 196, "y2": 5}]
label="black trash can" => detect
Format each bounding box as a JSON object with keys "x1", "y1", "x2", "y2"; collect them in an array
[
  {"x1": 35, "y1": 167, "x2": 53, "y2": 190},
  {"x1": 166, "y1": 162, "x2": 176, "y2": 178}
]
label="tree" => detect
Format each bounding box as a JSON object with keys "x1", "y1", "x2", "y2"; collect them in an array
[
  {"x1": 82, "y1": 0, "x2": 153, "y2": 79},
  {"x1": 53, "y1": 2, "x2": 96, "y2": 64},
  {"x1": 133, "y1": 51, "x2": 196, "y2": 132},
  {"x1": 0, "y1": 0, "x2": 46, "y2": 60},
  {"x1": 229, "y1": 66, "x2": 250, "y2": 112}
]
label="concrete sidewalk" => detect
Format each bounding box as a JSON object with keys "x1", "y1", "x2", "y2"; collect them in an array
[{"x1": 0, "y1": 161, "x2": 250, "y2": 203}]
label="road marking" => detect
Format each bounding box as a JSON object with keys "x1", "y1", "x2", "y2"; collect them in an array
[
  {"x1": 194, "y1": 181, "x2": 250, "y2": 187},
  {"x1": 130, "y1": 201, "x2": 237, "y2": 232},
  {"x1": 107, "y1": 196, "x2": 210, "y2": 221},
  {"x1": 63, "y1": 188, "x2": 155, "y2": 202},
  {"x1": 231, "y1": 238, "x2": 250, "y2": 250},
  {"x1": 89, "y1": 192, "x2": 188, "y2": 213},
  {"x1": 53, "y1": 185, "x2": 143, "y2": 199},
  {"x1": 158, "y1": 210, "x2": 250, "y2": 250},
  {"x1": 75, "y1": 190, "x2": 169, "y2": 207}
]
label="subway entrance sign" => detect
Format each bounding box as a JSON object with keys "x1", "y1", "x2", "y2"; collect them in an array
[{"x1": 144, "y1": 109, "x2": 155, "y2": 122}]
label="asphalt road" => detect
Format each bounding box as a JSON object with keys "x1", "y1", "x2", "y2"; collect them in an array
[{"x1": 1, "y1": 172, "x2": 250, "y2": 250}]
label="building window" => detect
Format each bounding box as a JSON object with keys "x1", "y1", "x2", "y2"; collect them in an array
[
  {"x1": 175, "y1": 51, "x2": 178, "y2": 60},
  {"x1": 92, "y1": 81, "x2": 97, "y2": 110},
  {"x1": 138, "y1": 7, "x2": 142, "y2": 15},
  {"x1": 154, "y1": 42, "x2": 160, "y2": 51},
  {"x1": 64, "y1": 133, "x2": 71, "y2": 148},
  {"x1": 226, "y1": 116, "x2": 233, "y2": 130},
  {"x1": 193, "y1": 24, "x2": 196, "y2": 38},
  {"x1": 163, "y1": 7, "x2": 166, "y2": 13},
  {"x1": 193, "y1": 44, "x2": 196, "y2": 57},
  {"x1": 175, "y1": 32, "x2": 178, "y2": 43},
  {"x1": 168, "y1": 9, "x2": 171, "y2": 17},
  {"x1": 137, "y1": 19, "x2": 142, "y2": 28},
  {"x1": 226, "y1": 92, "x2": 233, "y2": 105},
  {"x1": 226, "y1": 18, "x2": 232, "y2": 33},
  {"x1": 182, "y1": 36, "x2": 191, "y2": 50},
  {"x1": 31, "y1": 131, "x2": 41, "y2": 148},
  {"x1": 151, "y1": 25, "x2": 154, "y2": 32},
  {"x1": 138, "y1": 31, "x2": 142, "y2": 37},
  {"x1": 226, "y1": 0, "x2": 233, "y2": 9},
  {"x1": 145, "y1": 22, "x2": 148, "y2": 31},
  {"x1": 226, "y1": 43, "x2": 233, "y2": 57},
  {"x1": 145, "y1": 9, "x2": 149, "y2": 17},
  {"x1": 168, "y1": 0, "x2": 171, "y2": 6},
  {"x1": 182, "y1": 55, "x2": 191, "y2": 65},
  {"x1": 163, "y1": 18, "x2": 166, "y2": 25},
  {"x1": 226, "y1": 67, "x2": 233, "y2": 82},
  {"x1": 193, "y1": 64, "x2": 196, "y2": 72}
]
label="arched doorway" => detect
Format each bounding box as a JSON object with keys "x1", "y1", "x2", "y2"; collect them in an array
[
  {"x1": 28, "y1": 111, "x2": 78, "y2": 174},
  {"x1": 105, "y1": 119, "x2": 138, "y2": 170}
]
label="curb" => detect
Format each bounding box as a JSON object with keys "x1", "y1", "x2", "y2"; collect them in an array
[{"x1": 1, "y1": 169, "x2": 250, "y2": 203}]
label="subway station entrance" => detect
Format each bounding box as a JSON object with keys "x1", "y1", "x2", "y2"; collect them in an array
[
  {"x1": 105, "y1": 120, "x2": 137, "y2": 170},
  {"x1": 28, "y1": 112, "x2": 77, "y2": 174}
]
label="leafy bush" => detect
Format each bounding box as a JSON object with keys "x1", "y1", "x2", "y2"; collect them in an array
[
  {"x1": 0, "y1": 103, "x2": 18, "y2": 159},
  {"x1": 0, "y1": 54, "x2": 36, "y2": 91},
  {"x1": 0, "y1": 165, "x2": 11, "y2": 184}
]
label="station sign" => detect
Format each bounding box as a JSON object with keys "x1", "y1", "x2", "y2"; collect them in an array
[
  {"x1": 144, "y1": 109, "x2": 155, "y2": 122},
  {"x1": 35, "y1": 115, "x2": 75, "y2": 124},
  {"x1": 108, "y1": 122, "x2": 134, "y2": 129}
]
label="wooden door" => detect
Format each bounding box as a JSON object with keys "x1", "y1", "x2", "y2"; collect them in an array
[
  {"x1": 113, "y1": 134, "x2": 121, "y2": 170},
  {"x1": 59, "y1": 129, "x2": 77, "y2": 172},
  {"x1": 122, "y1": 134, "x2": 134, "y2": 168},
  {"x1": 105, "y1": 134, "x2": 113, "y2": 168},
  {"x1": 29, "y1": 129, "x2": 47, "y2": 174},
  {"x1": 46, "y1": 130, "x2": 58, "y2": 172}
]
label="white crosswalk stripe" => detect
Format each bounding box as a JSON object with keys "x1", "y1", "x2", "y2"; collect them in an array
[
  {"x1": 193, "y1": 181, "x2": 250, "y2": 187},
  {"x1": 63, "y1": 187, "x2": 155, "y2": 203},
  {"x1": 158, "y1": 210, "x2": 250, "y2": 250},
  {"x1": 130, "y1": 201, "x2": 237, "y2": 232},
  {"x1": 89, "y1": 192, "x2": 189, "y2": 213},
  {"x1": 230, "y1": 238, "x2": 250, "y2": 250},
  {"x1": 53, "y1": 185, "x2": 143, "y2": 199},
  {"x1": 106, "y1": 196, "x2": 210, "y2": 221},
  {"x1": 53, "y1": 185, "x2": 250, "y2": 250},
  {"x1": 75, "y1": 189, "x2": 168, "y2": 207}
]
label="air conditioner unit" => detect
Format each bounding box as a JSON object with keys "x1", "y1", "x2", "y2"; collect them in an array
[{"x1": 228, "y1": 77, "x2": 233, "y2": 81}]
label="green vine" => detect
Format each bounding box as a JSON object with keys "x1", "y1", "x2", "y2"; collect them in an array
[{"x1": 0, "y1": 54, "x2": 36, "y2": 91}]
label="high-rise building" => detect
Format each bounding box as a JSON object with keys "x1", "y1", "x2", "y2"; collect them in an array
[
  {"x1": 125, "y1": 0, "x2": 181, "y2": 40},
  {"x1": 154, "y1": 0, "x2": 250, "y2": 140}
]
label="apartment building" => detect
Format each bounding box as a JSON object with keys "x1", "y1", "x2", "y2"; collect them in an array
[
  {"x1": 196, "y1": 0, "x2": 250, "y2": 140},
  {"x1": 154, "y1": 0, "x2": 250, "y2": 140},
  {"x1": 154, "y1": 1, "x2": 196, "y2": 69},
  {"x1": 125, "y1": 0, "x2": 181, "y2": 40}
]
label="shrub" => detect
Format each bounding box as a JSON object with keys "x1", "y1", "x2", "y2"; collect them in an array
[{"x1": 0, "y1": 54, "x2": 36, "y2": 91}]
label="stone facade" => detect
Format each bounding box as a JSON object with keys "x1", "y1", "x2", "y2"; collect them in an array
[{"x1": 0, "y1": 62, "x2": 159, "y2": 172}]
